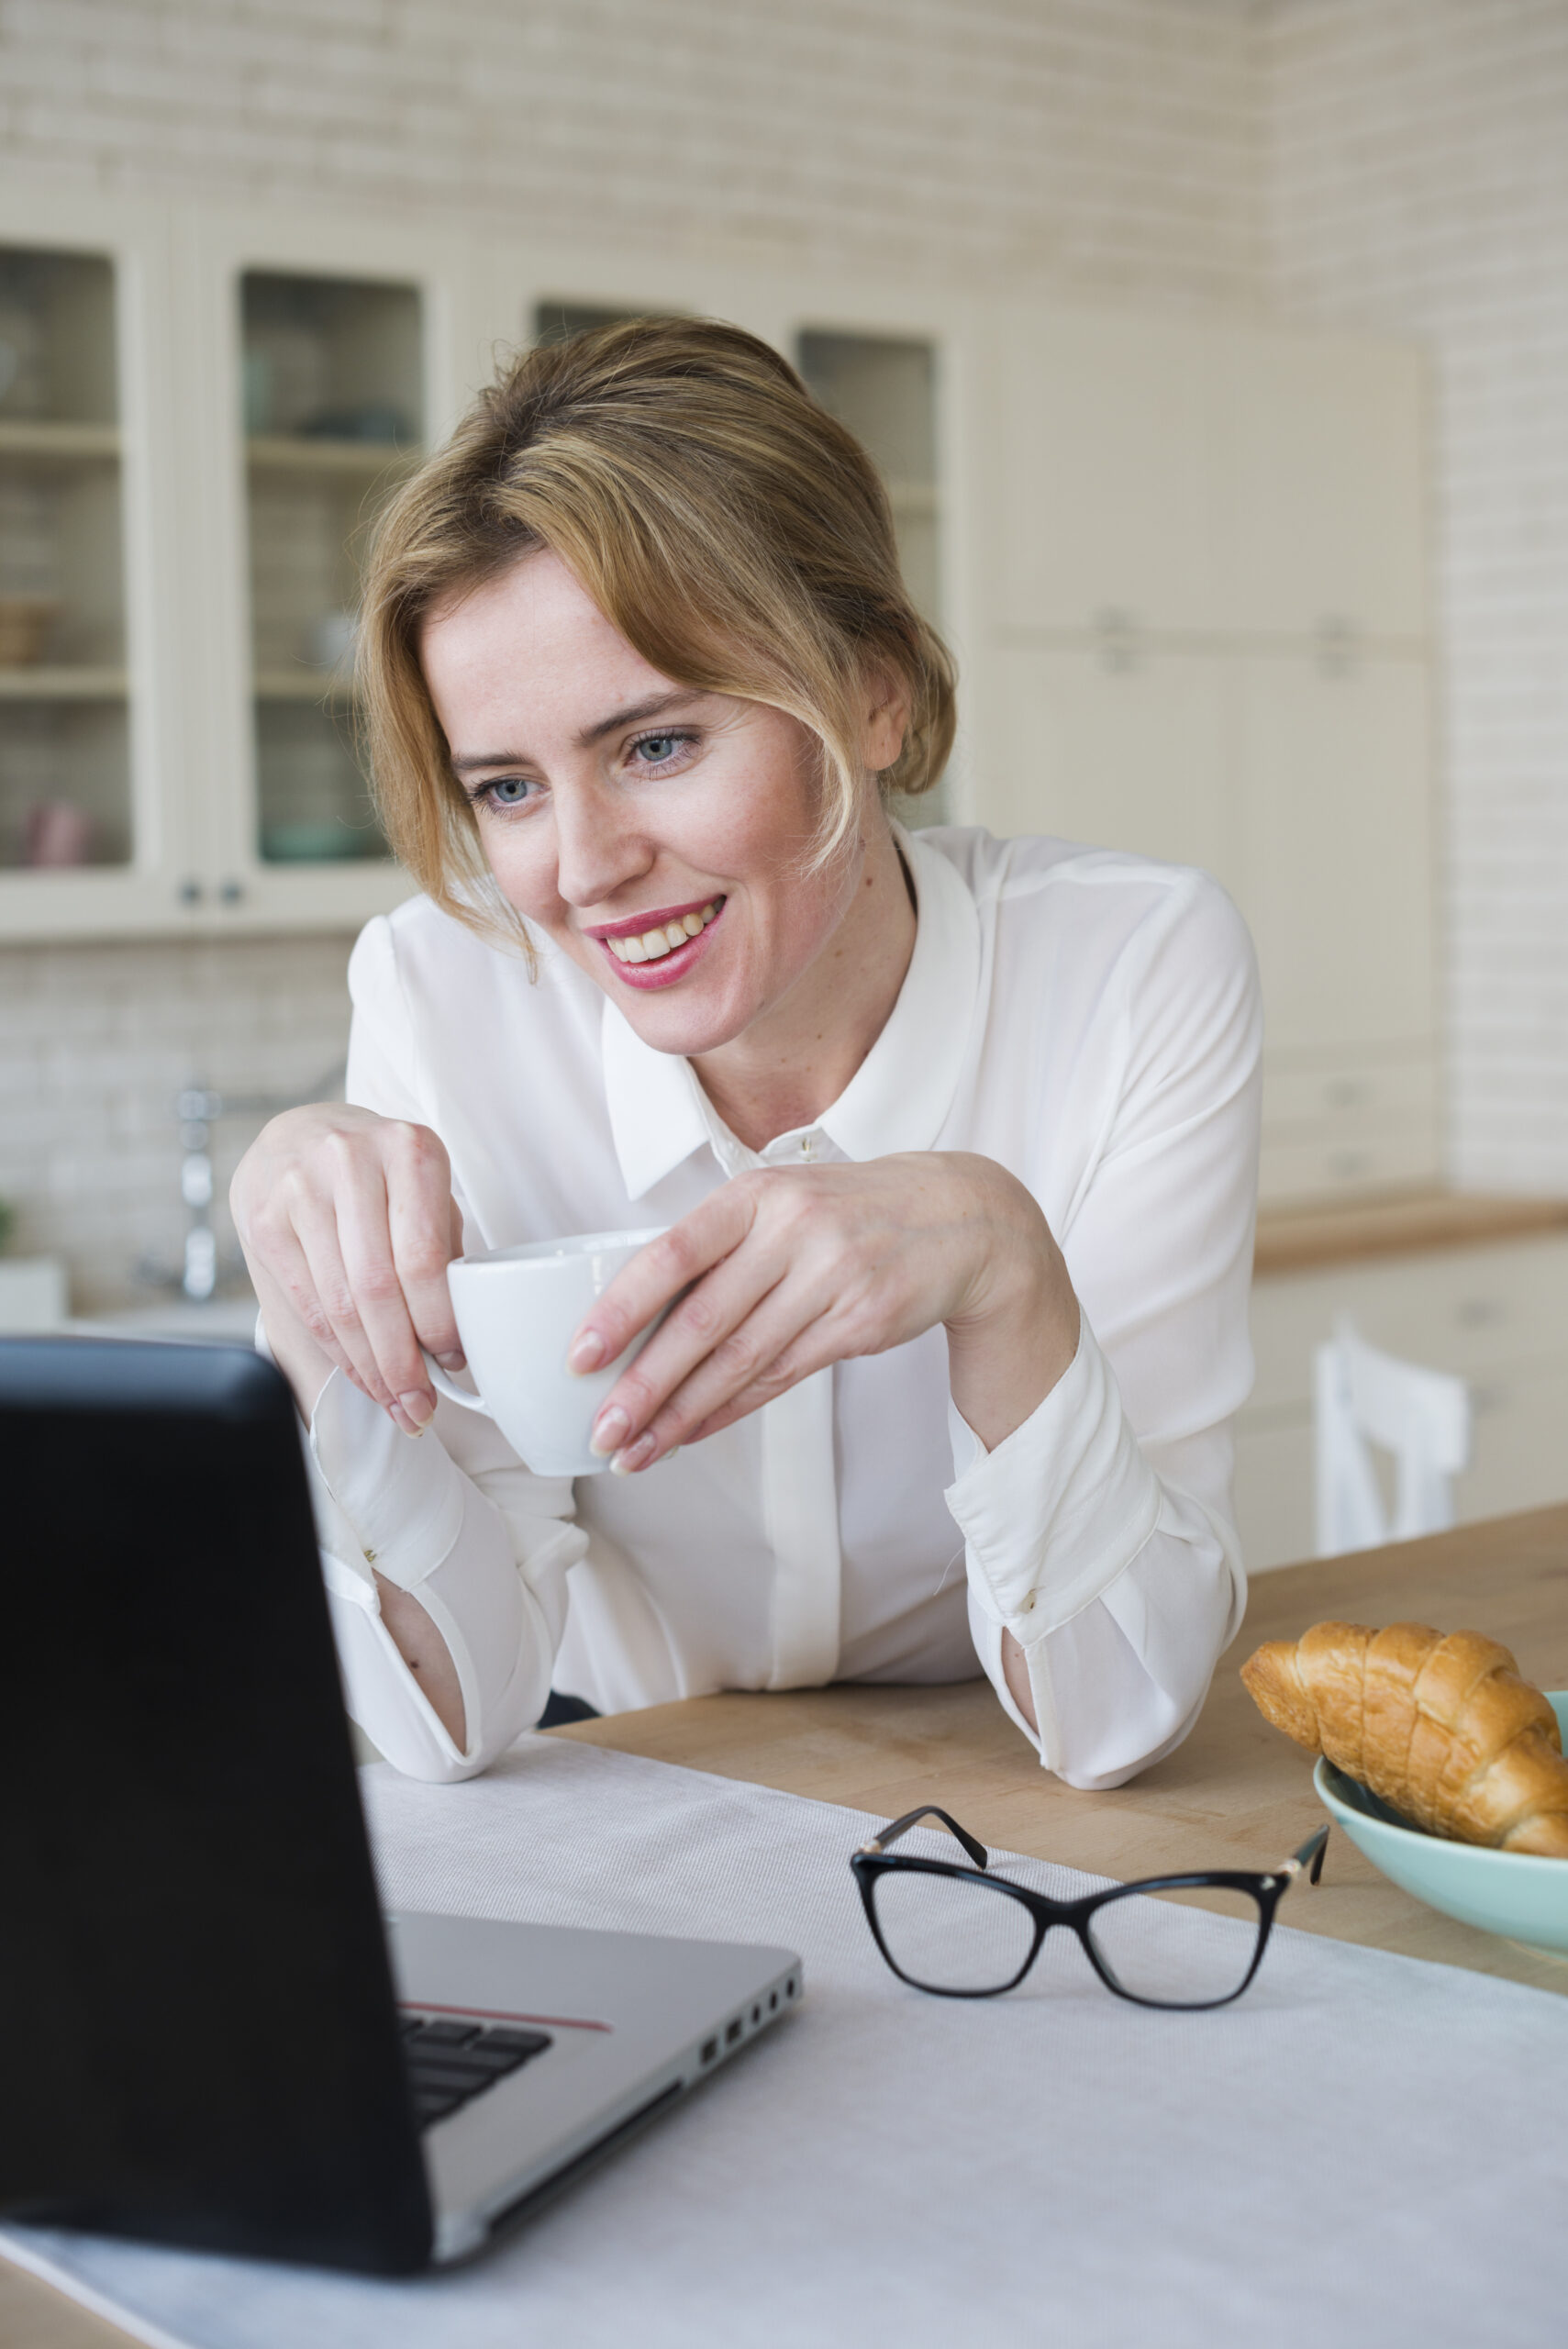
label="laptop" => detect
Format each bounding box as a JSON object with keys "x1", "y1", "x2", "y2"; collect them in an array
[{"x1": 0, "y1": 1336, "x2": 800, "y2": 2274}]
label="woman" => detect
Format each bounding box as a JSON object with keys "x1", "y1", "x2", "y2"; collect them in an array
[{"x1": 232, "y1": 318, "x2": 1260, "y2": 1791}]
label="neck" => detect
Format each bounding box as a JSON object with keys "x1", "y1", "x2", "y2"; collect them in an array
[{"x1": 691, "y1": 816, "x2": 917, "y2": 1152}]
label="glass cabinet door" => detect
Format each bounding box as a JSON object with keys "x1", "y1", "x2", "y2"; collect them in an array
[
  {"x1": 241, "y1": 270, "x2": 422, "y2": 868},
  {"x1": 0, "y1": 246, "x2": 130, "y2": 874}
]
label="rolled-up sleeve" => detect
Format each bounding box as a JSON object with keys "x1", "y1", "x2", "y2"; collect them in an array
[
  {"x1": 306, "y1": 1370, "x2": 587, "y2": 1783},
  {"x1": 951, "y1": 867, "x2": 1259, "y2": 1789}
]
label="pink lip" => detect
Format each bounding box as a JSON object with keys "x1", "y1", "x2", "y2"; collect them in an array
[
  {"x1": 596, "y1": 898, "x2": 726, "y2": 990},
  {"x1": 582, "y1": 895, "x2": 723, "y2": 943}
]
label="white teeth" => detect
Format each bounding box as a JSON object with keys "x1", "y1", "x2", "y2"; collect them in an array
[{"x1": 603, "y1": 900, "x2": 720, "y2": 967}]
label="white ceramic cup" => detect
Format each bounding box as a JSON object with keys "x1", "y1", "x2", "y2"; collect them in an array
[{"x1": 424, "y1": 1227, "x2": 669, "y2": 1476}]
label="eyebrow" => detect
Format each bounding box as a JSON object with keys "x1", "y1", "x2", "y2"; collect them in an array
[{"x1": 449, "y1": 689, "x2": 706, "y2": 775}]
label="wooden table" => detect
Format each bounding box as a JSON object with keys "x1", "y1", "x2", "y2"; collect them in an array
[{"x1": 7, "y1": 1502, "x2": 1567, "y2": 2349}]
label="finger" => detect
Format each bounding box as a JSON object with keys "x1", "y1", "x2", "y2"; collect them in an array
[
  {"x1": 283, "y1": 1197, "x2": 418, "y2": 1430},
  {"x1": 606, "y1": 1281, "x2": 840, "y2": 1471},
  {"x1": 586, "y1": 1226, "x2": 802, "y2": 1460},
  {"x1": 331, "y1": 1160, "x2": 439, "y2": 1430},
  {"x1": 567, "y1": 1183, "x2": 763, "y2": 1374},
  {"x1": 380, "y1": 1123, "x2": 464, "y2": 1370}
]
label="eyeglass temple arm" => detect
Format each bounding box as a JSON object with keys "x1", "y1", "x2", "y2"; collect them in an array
[
  {"x1": 858, "y1": 1806, "x2": 989, "y2": 1869},
  {"x1": 1273, "y1": 1824, "x2": 1329, "y2": 1887}
]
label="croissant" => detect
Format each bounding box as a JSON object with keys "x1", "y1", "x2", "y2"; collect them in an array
[{"x1": 1241, "y1": 1621, "x2": 1568, "y2": 1857}]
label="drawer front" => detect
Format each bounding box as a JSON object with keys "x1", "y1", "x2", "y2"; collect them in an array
[
  {"x1": 1232, "y1": 1414, "x2": 1314, "y2": 1574},
  {"x1": 1258, "y1": 1125, "x2": 1440, "y2": 1208},
  {"x1": 1262, "y1": 1053, "x2": 1437, "y2": 1131},
  {"x1": 1461, "y1": 1366, "x2": 1568, "y2": 1522},
  {"x1": 1250, "y1": 1234, "x2": 1568, "y2": 1411}
]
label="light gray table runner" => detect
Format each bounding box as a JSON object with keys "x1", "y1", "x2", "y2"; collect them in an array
[{"x1": 6, "y1": 1734, "x2": 1568, "y2": 2349}]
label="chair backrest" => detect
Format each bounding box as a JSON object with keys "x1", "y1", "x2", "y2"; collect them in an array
[{"x1": 1313, "y1": 1318, "x2": 1472, "y2": 1557}]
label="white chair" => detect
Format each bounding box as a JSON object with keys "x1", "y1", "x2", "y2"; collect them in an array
[{"x1": 1314, "y1": 1318, "x2": 1473, "y2": 1557}]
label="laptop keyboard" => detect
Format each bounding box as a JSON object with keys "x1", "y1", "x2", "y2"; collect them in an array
[{"x1": 401, "y1": 2015, "x2": 554, "y2": 2129}]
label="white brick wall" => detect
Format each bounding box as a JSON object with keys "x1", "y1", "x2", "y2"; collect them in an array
[
  {"x1": 2, "y1": 0, "x2": 1266, "y2": 298},
  {"x1": 1262, "y1": 0, "x2": 1568, "y2": 1195}
]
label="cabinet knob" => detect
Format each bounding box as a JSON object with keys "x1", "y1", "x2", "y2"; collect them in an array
[
  {"x1": 177, "y1": 878, "x2": 204, "y2": 907},
  {"x1": 219, "y1": 879, "x2": 245, "y2": 906}
]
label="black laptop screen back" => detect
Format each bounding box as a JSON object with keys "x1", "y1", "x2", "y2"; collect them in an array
[{"x1": 0, "y1": 1338, "x2": 432, "y2": 2274}]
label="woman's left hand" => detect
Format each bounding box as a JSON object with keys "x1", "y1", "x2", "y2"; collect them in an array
[{"x1": 569, "y1": 1152, "x2": 1080, "y2": 1474}]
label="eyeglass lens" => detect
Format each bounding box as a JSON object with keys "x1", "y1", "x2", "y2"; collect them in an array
[
  {"x1": 871, "y1": 1868, "x2": 1267, "y2": 2004},
  {"x1": 1084, "y1": 1882, "x2": 1267, "y2": 2006},
  {"x1": 871, "y1": 1868, "x2": 1039, "y2": 1994}
]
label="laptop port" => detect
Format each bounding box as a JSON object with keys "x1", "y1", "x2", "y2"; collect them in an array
[
  {"x1": 785, "y1": 1977, "x2": 797, "y2": 1998},
  {"x1": 700, "y1": 2036, "x2": 718, "y2": 2065},
  {"x1": 725, "y1": 2018, "x2": 742, "y2": 2046}
]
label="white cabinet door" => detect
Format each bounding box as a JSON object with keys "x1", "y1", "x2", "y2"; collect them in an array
[
  {"x1": 1234, "y1": 651, "x2": 1437, "y2": 1056},
  {"x1": 978, "y1": 303, "x2": 1221, "y2": 636},
  {"x1": 1214, "y1": 327, "x2": 1429, "y2": 642},
  {"x1": 973, "y1": 641, "x2": 1233, "y2": 883}
]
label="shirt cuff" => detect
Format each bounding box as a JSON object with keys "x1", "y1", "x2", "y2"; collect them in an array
[
  {"x1": 944, "y1": 1316, "x2": 1162, "y2": 1639},
  {"x1": 308, "y1": 1368, "x2": 465, "y2": 1592}
]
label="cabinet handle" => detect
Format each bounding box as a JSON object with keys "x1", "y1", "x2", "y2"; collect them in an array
[
  {"x1": 1092, "y1": 608, "x2": 1144, "y2": 675},
  {"x1": 1316, "y1": 615, "x2": 1360, "y2": 677}
]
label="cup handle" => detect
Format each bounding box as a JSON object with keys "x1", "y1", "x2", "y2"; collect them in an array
[{"x1": 421, "y1": 1351, "x2": 493, "y2": 1418}]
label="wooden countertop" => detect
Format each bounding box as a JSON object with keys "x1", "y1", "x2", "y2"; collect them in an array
[
  {"x1": 560, "y1": 1501, "x2": 1568, "y2": 1997},
  {"x1": 1253, "y1": 1187, "x2": 1568, "y2": 1275},
  {"x1": 8, "y1": 1501, "x2": 1568, "y2": 2349}
]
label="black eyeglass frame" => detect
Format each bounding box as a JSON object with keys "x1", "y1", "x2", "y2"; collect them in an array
[{"x1": 851, "y1": 1806, "x2": 1329, "y2": 2011}]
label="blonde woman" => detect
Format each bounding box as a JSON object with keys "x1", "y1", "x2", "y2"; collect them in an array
[{"x1": 232, "y1": 319, "x2": 1261, "y2": 1790}]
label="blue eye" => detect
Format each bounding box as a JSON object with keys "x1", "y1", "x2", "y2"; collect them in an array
[
  {"x1": 486, "y1": 777, "x2": 531, "y2": 806},
  {"x1": 630, "y1": 729, "x2": 696, "y2": 769}
]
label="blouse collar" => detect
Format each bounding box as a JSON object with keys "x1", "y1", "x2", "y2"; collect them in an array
[{"x1": 601, "y1": 828, "x2": 983, "y2": 1202}]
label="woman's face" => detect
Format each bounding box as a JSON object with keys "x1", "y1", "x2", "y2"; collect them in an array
[{"x1": 419, "y1": 549, "x2": 902, "y2": 1061}]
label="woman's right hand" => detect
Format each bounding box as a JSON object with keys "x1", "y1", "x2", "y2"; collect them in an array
[{"x1": 230, "y1": 1104, "x2": 466, "y2": 1437}]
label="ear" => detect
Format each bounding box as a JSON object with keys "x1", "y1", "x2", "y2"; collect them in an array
[{"x1": 861, "y1": 670, "x2": 910, "y2": 776}]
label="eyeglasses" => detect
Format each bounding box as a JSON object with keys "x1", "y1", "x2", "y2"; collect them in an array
[{"x1": 851, "y1": 1807, "x2": 1329, "y2": 2010}]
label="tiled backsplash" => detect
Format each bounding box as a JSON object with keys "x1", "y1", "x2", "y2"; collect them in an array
[{"x1": 0, "y1": 933, "x2": 353, "y2": 1309}]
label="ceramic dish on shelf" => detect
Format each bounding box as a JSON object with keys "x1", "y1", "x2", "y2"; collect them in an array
[{"x1": 1314, "y1": 1692, "x2": 1568, "y2": 1955}]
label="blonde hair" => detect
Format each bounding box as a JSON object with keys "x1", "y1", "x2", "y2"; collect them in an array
[{"x1": 358, "y1": 316, "x2": 955, "y2": 939}]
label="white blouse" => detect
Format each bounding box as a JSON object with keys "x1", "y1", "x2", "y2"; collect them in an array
[{"x1": 304, "y1": 826, "x2": 1262, "y2": 1792}]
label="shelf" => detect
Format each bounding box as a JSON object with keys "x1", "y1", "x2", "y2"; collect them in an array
[
  {"x1": 252, "y1": 668, "x2": 355, "y2": 701},
  {"x1": 0, "y1": 666, "x2": 127, "y2": 698},
  {"x1": 0, "y1": 418, "x2": 121, "y2": 461},
  {"x1": 246, "y1": 434, "x2": 420, "y2": 477}
]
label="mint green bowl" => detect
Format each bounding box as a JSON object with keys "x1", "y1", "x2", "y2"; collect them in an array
[{"x1": 1314, "y1": 1693, "x2": 1568, "y2": 1955}]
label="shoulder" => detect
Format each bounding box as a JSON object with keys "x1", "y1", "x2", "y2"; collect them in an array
[
  {"x1": 349, "y1": 894, "x2": 586, "y2": 1022},
  {"x1": 918, "y1": 825, "x2": 1255, "y2": 1000}
]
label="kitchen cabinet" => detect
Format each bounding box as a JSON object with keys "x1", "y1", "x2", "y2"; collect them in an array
[
  {"x1": 0, "y1": 194, "x2": 1442, "y2": 1214},
  {"x1": 966, "y1": 298, "x2": 1440, "y2": 1207},
  {"x1": 1238, "y1": 1233, "x2": 1568, "y2": 1571}
]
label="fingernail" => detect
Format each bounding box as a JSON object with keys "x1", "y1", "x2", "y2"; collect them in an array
[
  {"x1": 590, "y1": 1405, "x2": 630, "y2": 1457},
  {"x1": 436, "y1": 1350, "x2": 466, "y2": 1373},
  {"x1": 611, "y1": 1431, "x2": 658, "y2": 1475},
  {"x1": 400, "y1": 1389, "x2": 435, "y2": 1430},
  {"x1": 569, "y1": 1330, "x2": 606, "y2": 1375},
  {"x1": 389, "y1": 1403, "x2": 421, "y2": 1439}
]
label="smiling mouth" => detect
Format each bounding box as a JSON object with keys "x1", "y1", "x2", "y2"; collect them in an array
[{"x1": 601, "y1": 898, "x2": 723, "y2": 965}]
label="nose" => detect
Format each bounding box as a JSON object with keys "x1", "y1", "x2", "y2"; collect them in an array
[{"x1": 550, "y1": 775, "x2": 654, "y2": 913}]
